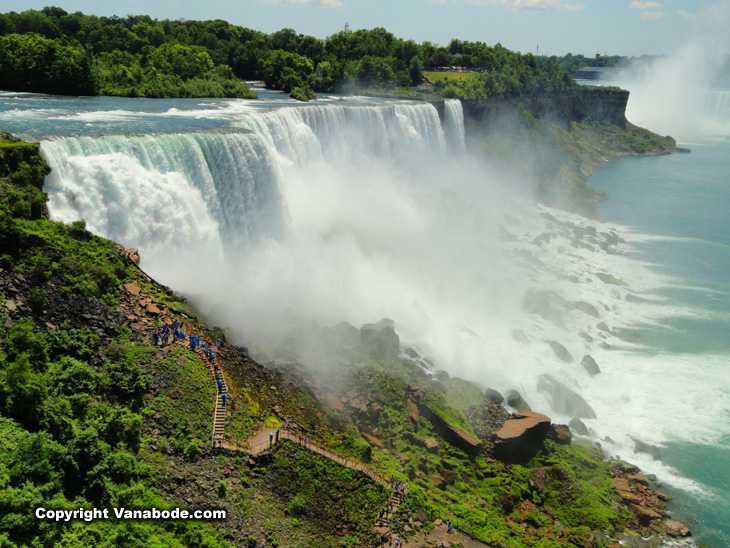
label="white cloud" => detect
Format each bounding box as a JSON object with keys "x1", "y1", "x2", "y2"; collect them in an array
[
  {"x1": 629, "y1": 1, "x2": 664, "y2": 9},
  {"x1": 677, "y1": 9, "x2": 694, "y2": 19},
  {"x1": 641, "y1": 9, "x2": 667, "y2": 19},
  {"x1": 460, "y1": 0, "x2": 585, "y2": 11}
]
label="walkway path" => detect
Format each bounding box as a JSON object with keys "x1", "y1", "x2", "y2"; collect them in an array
[
  {"x1": 243, "y1": 427, "x2": 409, "y2": 529},
  {"x1": 155, "y1": 324, "x2": 408, "y2": 529}
]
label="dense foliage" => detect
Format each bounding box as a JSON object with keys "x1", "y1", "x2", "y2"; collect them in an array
[
  {"x1": 0, "y1": 133, "x2": 235, "y2": 547},
  {"x1": 0, "y1": 8, "x2": 256, "y2": 98},
  {"x1": 545, "y1": 53, "x2": 627, "y2": 75},
  {"x1": 0, "y1": 7, "x2": 578, "y2": 100}
]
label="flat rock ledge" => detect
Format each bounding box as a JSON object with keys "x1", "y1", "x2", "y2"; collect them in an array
[{"x1": 494, "y1": 411, "x2": 551, "y2": 463}]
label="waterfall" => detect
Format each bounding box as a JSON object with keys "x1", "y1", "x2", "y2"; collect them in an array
[
  {"x1": 42, "y1": 101, "x2": 450, "y2": 256},
  {"x1": 443, "y1": 99, "x2": 466, "y2": 151},
  {"x1": 709, "y1": 89, "x2": 730, "y2": 124}
]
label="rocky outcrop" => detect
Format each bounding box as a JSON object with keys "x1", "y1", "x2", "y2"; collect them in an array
[
  {"x1": 360, "y1": 318, "x2": 400, "y2": 360},
  {"x1": 494, "y1": 412, "x2": 551, "y2": 463},
  {"x1": 609, "y1": 460, "x2": 674, "y2": 531},
  {"x1": 547, "y1": 423, "x2": 572, "y2": 445},
  {"x1": 485, "y1": 388, "x2": 504, "y2": 405},
  {"x1": 461, "y1": 87, "x2": 629, "y2": 132},
  {"x1": 417, "y1": 402, "x2": 481, "y2": 457}
]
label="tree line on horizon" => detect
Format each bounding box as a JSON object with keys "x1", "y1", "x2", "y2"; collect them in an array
[{"x1": 0, "y1": 6, "x2": 586, "y2": 101}]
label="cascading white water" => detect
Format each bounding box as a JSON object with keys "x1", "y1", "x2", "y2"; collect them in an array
[
  {"x1": 443, "y1": 98, "x2": 466, "y2": 151},
  {"x1": 708, "y1": 89, "x2": 730, "y2": 123}
]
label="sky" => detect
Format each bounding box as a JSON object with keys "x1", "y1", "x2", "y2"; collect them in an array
[{"x1": 0, "y1": 0, "x2": 726, "y2": 57}]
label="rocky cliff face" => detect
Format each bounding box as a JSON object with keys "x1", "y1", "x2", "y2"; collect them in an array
[{"x1": 460, "y1": 87, "x2": 629, "y2": 133}]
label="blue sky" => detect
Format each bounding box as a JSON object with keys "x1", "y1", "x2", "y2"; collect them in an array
[{"x1": 0, "y1": 0, "x2": 725, "y2": 57}]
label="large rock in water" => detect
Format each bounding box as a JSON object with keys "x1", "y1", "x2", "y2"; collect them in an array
[
  {"x1": 506, "y1": 390, "x2": 531, "y2": 412},
  {"x1": 360, "y1": 318, "x2": 400, "y2": 359},
  {"x1": 494, "y1": 412, "x2": 551, "y2": 463},
  {"x1": 663, "y1": 520, "x2": 691, "y2": 538},
  {"x1": 547, "y1": 341, "x2": 573, "y2": 363},
  {"x1": 569, "y1": 417, "x2": 589, "y2": 436},
  {"x1": 581, "y1": 354, "x2": 601, "y2": 376},
  {"x1": 537, "y1": 374, "x2": 597, "y2": 419}
]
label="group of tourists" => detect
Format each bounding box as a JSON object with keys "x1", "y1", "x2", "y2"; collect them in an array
[
  {"x1": 149, "y1": 321, "x2": 219, "y2": 363},
  {"x1": 389, "y1": 476, "x2": 407, "y2": 497}
]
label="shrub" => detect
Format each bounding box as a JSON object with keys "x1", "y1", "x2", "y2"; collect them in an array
[
  {"x1": 27, "y1": 287, "x2": 46, "y2": 313},
  {"x1": 289, "y1": 493, "x2": 307, "y2": 516}
]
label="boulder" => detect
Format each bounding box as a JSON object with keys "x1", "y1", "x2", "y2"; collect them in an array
[
  {"x1": 360, "y1": 318, "x2": 400, "y2": 360},
  {"x1": 627, "y1": 504, "x2": 662, "y2": 525},
  {"x1": 569, "y1": 417, "x2": 589, "y2": 436},
  {"x1": 581, "y1": 355, "x2": 601, "y2": 376},
  {"x1": 517, "y1": 499, "x2": 538, "y2": 522},
  {"x1": 408, "y1": 399, "x2": 419, "y2": 423},
  {"x1": 547, "y1": 341, "x2": 574, "y2": 363},
  {"x1": 361, "y1": 433, "x2": 385, "y2": 449},
  {"x1": 485, "y1": 388, "x2": 504, "y2": 405},
  {"x1": 404, "y1": 347, "x2": 419, "y2": 359},
  {"x1": 633, "y1": 438, "x2": 662, "y2": 460},
  {"x1": 434, "y1": 370, "x2": 450, "y2": 381},
  {"x1": 123, "y1": 282, "x2": 141, "y2": 296},
  {"x1": 548, "y1": 424, "x2": 572, "y2": 445},
  {"x1": 325, "y1": 394, "x2": 344, "y2": 411},
  {"x1": 523, "y1": 289, "x2": 567, "y2": 326},
  {"x1": 424, "y1": 437, "x2": 439, "y2": 454},
  {"x1": 618, "y1": 490, "x2": 642, "y2": 505},
  {"x1": 145, "y1": 303, "x2": 161, "y2": 315},
  {"x1": 663, "y1": 520, "x2": 691, "y2": 538},
  {"x1": 417, "y1": 402, "x2": 481, "y2": 457},
  {"x1": 512, "y1": 329, "x2": 528, "y2": 342},
  {"x1": 494, "y1": 412, "x2": 551, "y2": 463},
  {"x1": 574, "y1": 301, "x2": 600, "y2": 318},
  {"x1": 537, "y1": 374, "x2": 597, "y2": 419},
  {"x1": 330, "y1": 321, "x2": 361, "y2": 349},
  {"x1": 529, "y1": 467, "x2": 547, "y2": 493},
  {"x1": 506, "y1": 390, "x2": 531, "y2": 412},
  {"x1": 596, "y1": 272, "x2": 627, "y2": 286}
]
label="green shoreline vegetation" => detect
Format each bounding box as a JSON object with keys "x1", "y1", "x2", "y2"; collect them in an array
[{"x1": 0, "y1": 7, "x2": 579, "y2": 101}]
